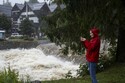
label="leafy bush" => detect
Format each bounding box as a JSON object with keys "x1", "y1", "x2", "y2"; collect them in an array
[
  {"x1": 0, "y1": 67, "x2": 19, "y2": 83},
  {"x1": 22, "y1": 36, "x2": 34, "y2": 41},
  {"x1": 97, "y1": 56, "x2": 111, "y2": 72},
  {"x1": 107, "y1": 44, "x2": 117, "y2": 62},
  {"x1": 9, "y1": 36, "x2": 23, "y2": 39},
  {"x1": 0, "y1": 67, "x2": 31, "y2": 83},
  {"x1": 65, "y1": 71, "x2": 73, "y2": 79},
  {"x1": 76, "y1": 55, "x2": 112, "y2": 77},
  {"x1": 76, "y1": 44, "x2": 117, "y2": 78},
  {"x1": 76, "y1": 63, "x2": 89, "y2": 78}
]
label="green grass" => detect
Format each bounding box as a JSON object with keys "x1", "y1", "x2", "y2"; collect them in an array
[{"x1": 42, "y1": 63, "x2": 125, "y2": 83}]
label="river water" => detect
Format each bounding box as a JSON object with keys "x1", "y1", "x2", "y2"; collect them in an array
[{"x1": 0, "y1": 48, "x2": 79, "y2": 81}]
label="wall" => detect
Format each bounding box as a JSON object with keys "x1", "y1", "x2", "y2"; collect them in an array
[{"x1": 0, "y1": 41, "x2": 38, "y2": 50}]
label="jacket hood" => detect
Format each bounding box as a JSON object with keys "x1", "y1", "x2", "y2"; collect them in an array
[{"x1": 90, "y1": 27, "x2": 99, "y2": 37}]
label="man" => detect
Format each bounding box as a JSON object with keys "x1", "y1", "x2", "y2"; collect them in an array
[{"x1": 80, "y1": 28, "x2": 100, "y2": 83}]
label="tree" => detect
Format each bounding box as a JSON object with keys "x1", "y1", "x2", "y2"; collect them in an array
[
  {"x1": 20, "y1": 18, "x2": 34, "y2": 37},
  {"x1": 116, "y1": 0, "x2": 125, "y2": 62},
  {"x1": 44, "y1": 0, "x2": 125, "y2": 62},
  {"x1": 0, "y1": 14, "x2": 11, "y2": 34},
  {"x1": 28, "y1": 0, "x2": 39, "y2": 3}
]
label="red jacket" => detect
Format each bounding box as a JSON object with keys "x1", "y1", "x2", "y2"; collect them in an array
[{"x1": 82, "y1": 28, "x2": 100, "y2": 63}]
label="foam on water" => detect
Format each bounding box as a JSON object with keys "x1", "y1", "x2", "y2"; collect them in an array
[{"x1": 0, "y1": 48, "x2": 79, "y2": 81}]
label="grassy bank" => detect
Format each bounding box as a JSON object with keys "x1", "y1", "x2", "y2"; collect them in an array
[{"x1": 42, "y1": 63, "x2": 125, "y2": 83}]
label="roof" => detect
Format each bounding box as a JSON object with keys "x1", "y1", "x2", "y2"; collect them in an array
[
  {"x1": 15, "y1": 3, "x2": 24, "y2": 10},
  {"x1": 48, "y1": 3, "x2": 57, "y2": 12},
  {"x1": 0, "y1": 5, "x2": 12, "y2": 17},
  {"x1": 27, "y1": 2, "x2": 46, "y2": 11},
  {"x1": 48, "y1": 3, "x2": 66, "y2": 12},
  {"x1": 25, "y1": 2, "x2": 50, "y2": 17}
]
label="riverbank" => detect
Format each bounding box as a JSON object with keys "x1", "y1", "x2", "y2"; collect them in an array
[
  {"x1": 0, "y1": 40, "x2": 38, "y2": 50},
  {"x1": 42, "y1": 63, "x2": 125, "y2": 83},
  {"x1": 0, "y1": 39, "x2": 51, "y2": 50}
]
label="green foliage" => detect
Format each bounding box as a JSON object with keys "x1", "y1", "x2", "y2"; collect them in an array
[
  {"x1": 65, "y1": 71, "x2": 73, "y2": 79},
  {"x1": 9, "y1": 36, "x2": 23, "y2": 39},
  {"x1": 20, "y1": 18, "x2": 35, "y2": 37},
  {"x1": 0, "y1": 66, "x2": 19, "y2": 83},
  {"x1": 0, "y1": 14, "x2": 11, "y2": 33},
  {"x1": 43, "y1": 63, "x2": 125, "y2": 83},
  {"x1": 107, "y1": 44, "x2": 117, "y2": 62},
  {"x1": 76, "y1": 53, "x2": 113, "y2": 78},
  {"x1": 22, "y1": 35, "x2": 34, "y2": 41},
  {"x1": 0, "y1": 67, "x2": 31, "y2": 83},
  {"x1": 76, "y1": 63, "x2": 89, "y2": 78},
  {"x1": 44, "y1": 9, "x2": 85, "y2": 55},
  {"x1": 43, "y1": 0, "x2": 124, "y2": 55},
  {"x1": 97, "y1": 56, "x2": 111, "y2": 72}
]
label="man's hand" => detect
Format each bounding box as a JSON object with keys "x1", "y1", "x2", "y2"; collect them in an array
[{"x1": 80, "y1": 37, "x2": 86, "y2": 41}]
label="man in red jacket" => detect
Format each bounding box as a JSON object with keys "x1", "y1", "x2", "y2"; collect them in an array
[{"x1": 80, "y1": 28, "x2": 100, "y2": 83}]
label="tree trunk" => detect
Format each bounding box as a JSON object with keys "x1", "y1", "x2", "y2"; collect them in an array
[
  {"x1": 116, "y1": 27, "x2": 125, "y2": 62},
  {"x1": 116, "y1": 0, "x2": 125, "y2": 62}
]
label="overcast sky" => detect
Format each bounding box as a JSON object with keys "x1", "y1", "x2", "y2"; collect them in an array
[{"x1": 0, "y1": 0, "x2": 48, "y2": 6}]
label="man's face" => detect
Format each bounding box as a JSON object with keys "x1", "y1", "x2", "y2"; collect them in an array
[{"x1": 90, "y1": 31, "x2": 94, "y2": 38}]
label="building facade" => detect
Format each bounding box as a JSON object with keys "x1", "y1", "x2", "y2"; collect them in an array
[
  {"x1": 11, "y1": 3, "x2": 24, "y2": 33},
  {"x1": 11, "y1": 2, "x2": 51, "y2": 38},
  {"x1": 0, "y1": 5, "x2": 12, "y2": 17}
]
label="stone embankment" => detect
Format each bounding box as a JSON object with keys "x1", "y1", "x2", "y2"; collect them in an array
[{"x1": 0, "y1": 40, "x2": 38, "y2": 50}]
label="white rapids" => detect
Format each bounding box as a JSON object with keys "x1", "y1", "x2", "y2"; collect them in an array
[{"x1": 0, "y1": 48, "x2": 79, "y2": 81}]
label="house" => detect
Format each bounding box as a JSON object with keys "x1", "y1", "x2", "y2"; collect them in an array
[
  {"x1": 11, "y1": 3, "x2": 24, "y2": 22},
  {"x1": 11, "y1": 3, "x2": 24, "y2": 33},
  {"x1": 48, "y1": 3, "x2": 66, "y2": 12},
  {"x1": 48, "y1": 3, "x2": 57, "y2": 12},
  {"x1": 3, "y1": 0, "x2": 11, "y2": 7},
  {"x1": 11, "y1": 2, "x2": 50, "y2": 38},
  {"x1": 18, "y1": 2, "x2": 50, "y2": 23},
  {"x1": 0, "y1": 5, "x2": 12, "y2": 17},
  {"x1": 0, "y1": 30, "x2": 5, "y2": 40},
  {"x1": 0, "y1": 5, "x2": 12, "y2": 38},
  {"x1": 11, "y1": 2, "x2": 65, "y2": 38}
]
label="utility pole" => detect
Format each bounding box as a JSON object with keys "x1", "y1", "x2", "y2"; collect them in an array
[
  {"x1": 3, "y1": 0, "x2": 5, "y2": 5},
  {"x1": 26, "y1": 2, "x2": 28, "y2": 18}
]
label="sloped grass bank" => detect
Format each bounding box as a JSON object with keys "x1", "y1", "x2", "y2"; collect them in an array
[{"x1": 42, "y1": 63, "x2": 125, "y2": 83}]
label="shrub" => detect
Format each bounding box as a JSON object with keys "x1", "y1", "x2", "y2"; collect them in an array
[
  {"x1": 0, "y1": 67, "x2": 19, "y2": 83},
  {"x1": 65, "y1": 70, "x2": 73, "y2": 79},
  {"x1": 76, "y1": 63, "x2": 89, "y2": 78},
  {"x1": 22, "y1": 36, "x2": 34, "y2": 41},
  {"x1": 0, "y1": 67, "x2": 31, "y2": 83},
  {"x1": 9, "y1": 36, "x2": 23, "y2": 39},
  {"x1": 76, "y1": 55, "x2": 112, "y2": 78}
]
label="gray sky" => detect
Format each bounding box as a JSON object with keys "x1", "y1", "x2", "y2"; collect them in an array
[{"x1": 0, "y1": 0, "x2": 48, "y2": 6}]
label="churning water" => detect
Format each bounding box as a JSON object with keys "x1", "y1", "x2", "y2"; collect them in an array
[{"x1": 0, "y1": 48, "x2": 79, "y2": 81}]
